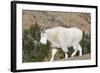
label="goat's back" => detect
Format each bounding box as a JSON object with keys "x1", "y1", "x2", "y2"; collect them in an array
[{"x1": 45, "y1": 27, "x2": 82, "y2": 47}]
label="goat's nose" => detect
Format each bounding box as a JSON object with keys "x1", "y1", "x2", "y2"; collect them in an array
[{"x1": 40, "y1": 41, "x2": 45, "y2": 45}]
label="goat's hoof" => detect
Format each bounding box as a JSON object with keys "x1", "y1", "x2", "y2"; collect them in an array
[
  {"x1": 50, "y1": 59, "x2": 53, "y2": 62},
  {"x1": 65, "y1": 56, "x2": 68, "y2": 59},
  {"x1": 79, "y1": 55, "x2": 82, "y2": 56}
]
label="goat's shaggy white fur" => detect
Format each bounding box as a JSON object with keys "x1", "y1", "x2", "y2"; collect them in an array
[{"x1": 40, "y1": 27, "x2": 83, "y2": 61}]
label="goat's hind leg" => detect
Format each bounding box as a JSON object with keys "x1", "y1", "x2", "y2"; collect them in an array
[
  {"x1": 71, "y1": 45, "x2": 78, "y2": 57},
  {"x1": 71, "y1": 44, "x2": 82, "y2": 57},
  {"x1": 78, "y1": 44, "x2": 82, "y2": 56}
]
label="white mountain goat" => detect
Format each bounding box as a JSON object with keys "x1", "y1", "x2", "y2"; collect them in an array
[{"x1": 40, "y1": 27, "x2": 83, "y2": 61}]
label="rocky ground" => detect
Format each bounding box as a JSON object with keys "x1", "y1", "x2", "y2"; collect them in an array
[{"x1": 22, "y1": 10, "x2": 91, "y2": 35}]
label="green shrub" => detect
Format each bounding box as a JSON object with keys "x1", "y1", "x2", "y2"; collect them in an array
[
  {"x1": 80, "y1": 31, "x2": 91, "y2": 55},
  {"x1": 23, "y1": 23, "x2": 51, "y2": 62}
]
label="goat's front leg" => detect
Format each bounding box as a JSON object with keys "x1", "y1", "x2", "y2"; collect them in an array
[
  {"x1": 62, "y1": 47, "x2": 68, "y2": 59},
  {"x1": 50, "y1": 48, "x2": 57, "y2": 62}
]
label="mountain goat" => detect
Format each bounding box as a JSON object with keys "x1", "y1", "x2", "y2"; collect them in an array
[{"x1": 40, "y1": 27, "x2": 83, "y2": 61}]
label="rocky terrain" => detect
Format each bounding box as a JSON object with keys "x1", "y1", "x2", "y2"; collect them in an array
[{"x1": 22, "y1": 10, "x2": 91, "y2": 34}]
